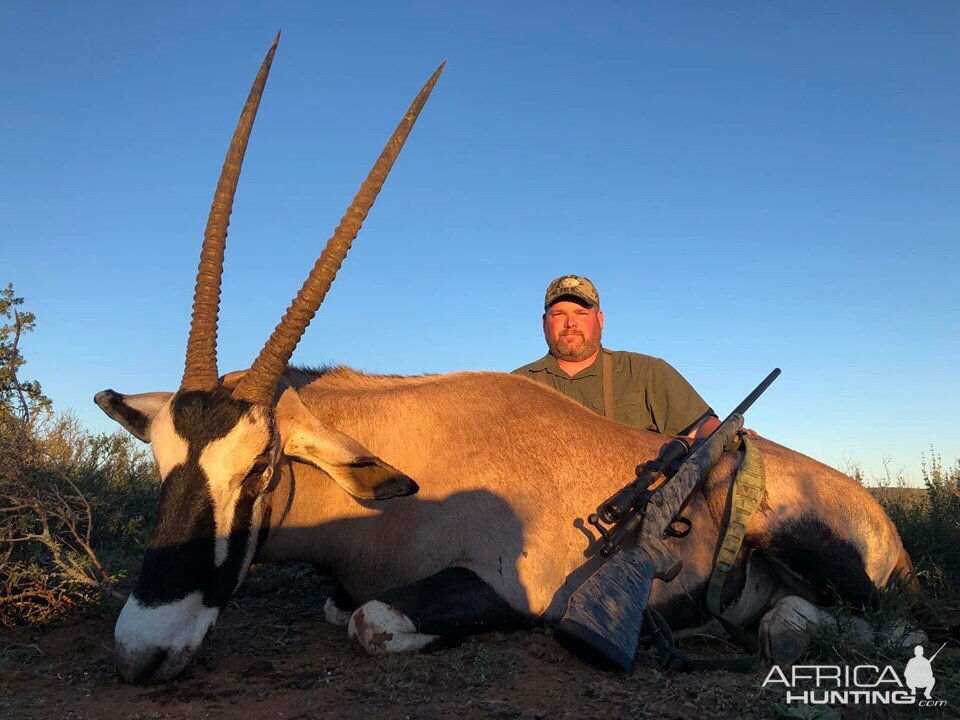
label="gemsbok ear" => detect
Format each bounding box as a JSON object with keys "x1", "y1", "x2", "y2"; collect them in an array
[
  {"x1": 94, "y1": 390, "x2": 173, "y2": 443},
  {"x1": 274, "y1": 389, "x2": 418, "y2": 501}
]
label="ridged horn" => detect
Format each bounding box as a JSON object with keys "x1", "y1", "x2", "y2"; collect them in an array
[
  {"x1": 181, "y1": 33, "x2": 281, "y2": 392},
  {"x1": 232, "y1": 61, "x2": 446, "y2": 405}
]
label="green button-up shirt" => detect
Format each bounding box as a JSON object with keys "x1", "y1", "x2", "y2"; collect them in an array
[{"x1": 511, "y1": 349, "x2": 712, "y2": 436}]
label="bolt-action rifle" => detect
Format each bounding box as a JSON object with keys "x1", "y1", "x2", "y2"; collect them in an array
[{"x1": 554, "y1": 368, "x2": 781, "y2": 671}]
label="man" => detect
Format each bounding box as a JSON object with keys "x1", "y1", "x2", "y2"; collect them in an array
[{"x1": 512, "y1": 275, "x2": 720, "y2": 442}]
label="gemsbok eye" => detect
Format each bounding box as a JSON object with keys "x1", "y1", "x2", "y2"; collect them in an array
[{"x1": 247, "y1": 457, "x2": 270, "y2": 478}]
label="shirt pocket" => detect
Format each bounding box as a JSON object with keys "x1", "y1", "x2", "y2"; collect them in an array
[
  {"x1": 615, "y1": 391, "x2": 644, "y2": 408},
  {"x1": 615, "y1": 391, "x2": 652, "y2": 429}
]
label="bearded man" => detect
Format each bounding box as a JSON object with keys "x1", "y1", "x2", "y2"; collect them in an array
[{"x1": 512, "y1": 275, "x2": 720, "y2": 442}]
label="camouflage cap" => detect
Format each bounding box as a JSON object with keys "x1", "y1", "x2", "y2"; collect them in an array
[{"x1": 544, "y1": 275, "x2": 600, "y2": 309}]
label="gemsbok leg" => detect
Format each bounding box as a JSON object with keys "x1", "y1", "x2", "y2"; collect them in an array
[{"x1": 347, "y1": 567, "x2": 527, "y2": 654}]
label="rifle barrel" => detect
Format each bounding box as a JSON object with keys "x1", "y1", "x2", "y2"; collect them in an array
[{"x1": 729, "y1": 368, "x2": 781, "y2": 419}]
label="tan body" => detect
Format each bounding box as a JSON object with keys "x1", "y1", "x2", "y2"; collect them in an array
[{"x1": 249, "y1": 367, "x2": 911, "y2": 625}]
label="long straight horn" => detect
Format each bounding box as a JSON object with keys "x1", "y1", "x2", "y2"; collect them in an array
[
  {"x1": 181, "y1": 34, "x2": 281, "y2": 392},
  {"x1": 233, "y1": 62, "x2": 446, "y2": 405}
]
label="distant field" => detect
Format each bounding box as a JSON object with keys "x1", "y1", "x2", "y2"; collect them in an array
[{"x1": 867, "y1": 485, "x2": 928, "y2": 507}]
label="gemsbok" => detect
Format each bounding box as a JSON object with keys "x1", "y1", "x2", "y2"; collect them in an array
[{"x1": 96, "y1": 37, "x2": 920, "y2": 683}]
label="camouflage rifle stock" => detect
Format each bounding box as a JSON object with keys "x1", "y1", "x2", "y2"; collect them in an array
[{"x1": 554, "y1": 369, "x2": 781, "y2": 671}]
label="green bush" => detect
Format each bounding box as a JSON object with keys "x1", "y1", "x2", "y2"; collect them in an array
[
  {"x1": 0, "y1": 283, "x2": 157, "y2": 626},
  {"x1": 872, "y1": 452, "x2": 960, "y2": 601},
  {"x1": 0, "y1": 412, "x2": 157, "y2": 626},
  {"x1": 42, "y1": 412, "x2": 157, "y2": 559}
]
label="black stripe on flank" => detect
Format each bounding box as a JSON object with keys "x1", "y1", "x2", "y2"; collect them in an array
[
  {"x1": 651, "y1": 555, "x2": 750, "y2": 629},
  {"x1": 375, "y1": 567, "x2": 528, "y2": 638},
  {"x1": 763, "y1": 515, "x2": 878, "y2": 610}
]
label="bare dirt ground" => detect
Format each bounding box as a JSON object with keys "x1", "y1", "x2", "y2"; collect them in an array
[{"x1": 0, "y1": 566, "x2": 953, "y2": 720}]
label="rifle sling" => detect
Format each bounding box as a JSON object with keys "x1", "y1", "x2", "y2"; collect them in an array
[
  {"x1": 644, "y1": 607, "x2": 761, "y2": 673},
  {"x1": 601, "y1": 349, "x2": 614, "y2": 419},
  {"x1": 643, "y1": 434, "x2": 766, "y2": 673},
  {"x1": 706, "y1": 434, "x2": 766, "y2": 617}
]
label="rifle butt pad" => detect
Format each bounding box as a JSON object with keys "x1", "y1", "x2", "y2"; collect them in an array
[{"x1": 555, "y1": 545, "x2": 674, "y2": 671}]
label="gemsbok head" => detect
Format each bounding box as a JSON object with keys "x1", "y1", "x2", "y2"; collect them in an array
[{"x1": 95, "y1": 35, "x2": 443, "y2": 682}]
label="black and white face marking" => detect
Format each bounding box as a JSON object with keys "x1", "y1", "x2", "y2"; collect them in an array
[{"x1": 114, "y1": 388, "x2": 275, "y2": 683}]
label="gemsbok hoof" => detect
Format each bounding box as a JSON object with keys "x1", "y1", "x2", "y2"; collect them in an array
[{"x1": 348, "y1": 600, "x2": 439, "y2": 655}]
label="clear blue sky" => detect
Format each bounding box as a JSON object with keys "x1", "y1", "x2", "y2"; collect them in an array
[{"x1": 2, "y1": 2, "x2": 957, "y2": 483}]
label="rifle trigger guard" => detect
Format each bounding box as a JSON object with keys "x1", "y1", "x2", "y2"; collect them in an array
[
  {"x1": 587, "y1": 513, "x2": 612, "y2": 543},
  {"x1": 665, "y1": 515, "x2": 692, "y2": 539}
]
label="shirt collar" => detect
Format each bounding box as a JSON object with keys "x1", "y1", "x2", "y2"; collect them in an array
[{"x1": 530, "y1": 349, "x2": 604, "y2": 379}]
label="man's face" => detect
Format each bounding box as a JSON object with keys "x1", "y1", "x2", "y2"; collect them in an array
[{"x1": 543, "y1": 299, "x2": 604, "y2": 361}]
